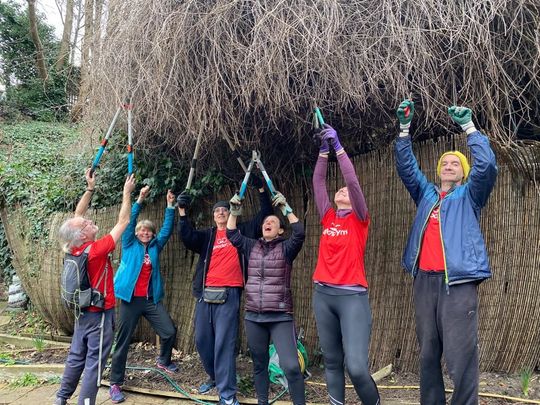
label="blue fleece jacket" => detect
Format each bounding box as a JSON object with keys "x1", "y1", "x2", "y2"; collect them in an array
[{"x1": 114, "y1": 202, "x2": 175, "y2": 303}]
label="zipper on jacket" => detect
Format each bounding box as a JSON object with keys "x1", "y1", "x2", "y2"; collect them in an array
[
  {"x1": 412, "y1": 198, "x2": 439, "y2": 276},
  {"x1": 259, "y1": 260, "x2": 265, "y2": 313},
  {"x1": 259, "y1": 245, "x2": 265, "y2": 312},
  {"x1": 438, "y1": 196, "x2": 450, "y2": 294}
]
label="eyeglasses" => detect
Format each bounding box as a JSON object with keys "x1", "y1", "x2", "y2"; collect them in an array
[{"x1": 214, "y1": 207, "x2": 229, "y2": 214}]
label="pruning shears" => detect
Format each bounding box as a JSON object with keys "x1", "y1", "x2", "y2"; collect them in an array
[
  {"x1": 253, "y1": 152, "x2": 277, "y2": 198},
  {"x1": 90, "y1": 100, "x2": 135, "y2": 176},
  {"x1": 238, "y1": 150, "x2": 259, "y2": 199},
  {"x1": 237, "y1": 150, "x2": 277, "y2": 199}
]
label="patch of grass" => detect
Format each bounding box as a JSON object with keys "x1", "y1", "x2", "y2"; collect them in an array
[
  {"x1": 0, "y1": 352, "x2": 16, "y2": 365},
  {"x1": 9, "y1": 372, "x2": 39, "y2": 387},
  {"x1": 32, "y1": 335, "x2": 46, "y2": 352},
  {"x1": 520, "y1": 367, "x2": 533, "y2": 397},
  {"x1": 237, "y1": 374, "x2": 254, "y2": 396}
]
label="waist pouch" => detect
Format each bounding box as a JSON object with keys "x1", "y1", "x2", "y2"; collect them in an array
[{"x1": 203, "y1": 287, "x2": 228, "y2": 304}]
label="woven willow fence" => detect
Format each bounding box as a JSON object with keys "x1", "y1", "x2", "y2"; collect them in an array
[{"x1": 2, "y1": 134, "x2": 539, "y2": 373}]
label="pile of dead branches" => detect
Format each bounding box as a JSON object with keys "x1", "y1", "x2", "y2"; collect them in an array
[{"x1": 86, "y1": 0, "x2": 540, "y2": 178}]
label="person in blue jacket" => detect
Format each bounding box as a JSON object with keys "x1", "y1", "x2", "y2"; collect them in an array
[
  {"x1": 395, "y1": 100, "x2": 497, "y2": 405},
  {"x1": 109, "y1": 186, "x2": 176, "y2": 404}
]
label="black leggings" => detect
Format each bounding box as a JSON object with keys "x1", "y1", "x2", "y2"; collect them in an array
[
  {"x1": 244, "y1": 320, "x2": 305, "y2": 405},
  {"x1": 313, "y1": 289, "x2": 380, "y2": 405}
]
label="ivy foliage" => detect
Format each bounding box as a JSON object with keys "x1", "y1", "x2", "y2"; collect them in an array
[{"x1": 0, "y1": 121, "x2": 228, "y2": 238}]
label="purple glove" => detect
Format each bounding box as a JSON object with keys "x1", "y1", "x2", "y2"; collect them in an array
[
  {"x1": 320, "y1": 124, "x2": 343, "y2": 152},
  {"x1": 313, "y1": 129, "x2": 329, "y2": 154}
]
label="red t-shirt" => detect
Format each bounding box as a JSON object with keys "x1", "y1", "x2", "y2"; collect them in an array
[
  {"x1": 71, "y1": 234, "x2": 116, "y2": 311},
  {"x1": 133, "y1": 253, "x2": 152, "y2": 297},
  {"x1": 205, "y1": 229, "x2": 243, "y2": 287},
  {"x1": 313, "y1": 209, "x2": 370, "y2": 287},
  {"x1": 418, "y1": 192, "x2": 446, "y2": 271}
]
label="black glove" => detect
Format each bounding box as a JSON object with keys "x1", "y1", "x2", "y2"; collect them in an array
[
  {"x1": 176, "y1": 191, "x2": 192, "y2": 209},
  {"x1": 249, "y1": 174, "x2": 265, "y2": 190}
]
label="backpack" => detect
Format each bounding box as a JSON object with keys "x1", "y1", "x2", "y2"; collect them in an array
[{"x1": 61, "y1": 245, "x2": 108, "y2": 312}]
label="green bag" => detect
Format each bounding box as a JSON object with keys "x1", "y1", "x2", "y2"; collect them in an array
[{"x1": 268, "y1": 340, "x2": 309, "y2": 387}]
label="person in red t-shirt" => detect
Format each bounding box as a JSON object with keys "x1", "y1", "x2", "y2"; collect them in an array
[
  {"x1": 177, "y1": 176, "x2": 273, "y2": 405},
  {"x1": 312, "y1": 124, "x2": 380, "y2": 405},
  {"x1": 54, "y1": 170, "x2": 135, "y2": 405}
]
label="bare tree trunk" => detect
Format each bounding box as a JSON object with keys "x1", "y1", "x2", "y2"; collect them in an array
[
  {"x1": 71, "y1": 0, "x2": 94, "y2": 120},
  {"x1": 27, "y1": 0, "x2": 48, "y2": 81},
  {"x1": 94, "y1": 0, "x2": 103, "y2": 40},
  {"x1": 55, "y1": 0, "x2": 74, "y2": 72},
  {"x1": 70, "y1": 0, "x2": 84, "y2": 64}
]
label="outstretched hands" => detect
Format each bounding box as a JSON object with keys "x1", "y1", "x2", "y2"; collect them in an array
[
  {"x1": 85, "y1": 168, "x2": 96, "y2": 191},
  {"x1": 166, "y1": 190, "x2": 175, "y2": 206},
  {"x1": 176, "y1": 191, "x2": 192, "y2": 209},
  {"x1": 138, "y1": 185, "x2": 150, "y2": 202},
  {"x1": 396, "y1": 100, "x2": 415, "y2": 134},
  {"x1": 314, "y1": 124, "x2": 344, "y2": 154},
  {"x1": 229, "y1": 193, "x2": 243, "y2": 216},
  {"x1": 272, "y1": 191, "x2": 293, "y2": 216},
  {"x1": 448, "y1": 106, "x2": 476, "y2": 133}
]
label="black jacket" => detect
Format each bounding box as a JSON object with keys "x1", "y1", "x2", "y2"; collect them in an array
[{"x1": 179, "y1": 190, "x2": 273, "y2": 298}]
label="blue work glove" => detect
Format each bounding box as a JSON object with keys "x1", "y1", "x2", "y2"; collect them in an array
[
  {"x1": 448, "y1": 106, "x2": 476, "y2": 133},
  {"x1": 396, "y1": 100, "x2": 414, "y2": 134},
  {"x1": 320, "y1": 124, "x2": 343, "y2": 153},
  {"x1": 229, "y1": 193, "x2": 243, "y2": 216},
  {"x1": 176, "y1": 191, "x2": 192, "y2": 209},
  {"x1": 272, "y1": 191, "x2": 292, "y2": 216}
]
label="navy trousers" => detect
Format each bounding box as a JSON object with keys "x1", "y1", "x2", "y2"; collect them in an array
[
  {"x1": 414, "y1": 271, "x2": 479, "y2": 405},
  {"x1": 195, "y1": 287, "x2": 241, "y2": 400},
  {"x1": 56, "y1": 309, "x2": 115, "y2": 405}
]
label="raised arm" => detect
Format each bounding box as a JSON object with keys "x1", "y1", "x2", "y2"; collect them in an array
[
  {"x1": 109, "y1": 175, "x2": 136, "y2": 243},
  {"x1": 448, "y1": 106, "x2": 498, "y2": 208},
  {"x1": 271, "y1": 192, "x2": 305, "y2": 260},
  {"x1": 122, "y1": 185, "x2": 149, "y2": 247},
  {"x1": 156, "y1": 190, "x2": 176, "y2": 250},
  {"x1": 313, "y1": 128, "x2": 332, "y2": 218},
  {"x1": 74, "y1": 168, "x2": 96, "y2": 217},
  {"x1": 227, "y1": 194, "x2": 256, "y2": 255},
  {"x1": 337, "y1": 153, "x2": 368, "y2": 220},
  {"x1": 395, "y1": 100, "x2": 429, "y2": 205}
]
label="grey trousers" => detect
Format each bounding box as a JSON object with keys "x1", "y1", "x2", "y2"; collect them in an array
[
  {"x1": 110, "y1": 297, "x2": 177, "y2": 385},
  {"x1": 414, "y1": 271, "x2": 479, "y2": 405},
  {"x1": 313, "y1": 288, "x2": 380, "y2": 405}
]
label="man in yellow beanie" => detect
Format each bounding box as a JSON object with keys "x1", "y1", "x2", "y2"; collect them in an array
[{"x1": 395, "y1": 100, "x2": 498, "y2": 405}]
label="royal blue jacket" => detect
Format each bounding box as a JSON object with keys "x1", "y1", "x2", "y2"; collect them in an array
[
  {"x1": 114, "y1": 203, "x2": 175, "y2": 303},
  {"x1": 395, "y1": 131, "x2": 497, "y2": 284}
]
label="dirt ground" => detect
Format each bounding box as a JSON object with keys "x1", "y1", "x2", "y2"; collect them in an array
[{"x1": 1, "y1": 310, "x2": 539, "y2": 404}]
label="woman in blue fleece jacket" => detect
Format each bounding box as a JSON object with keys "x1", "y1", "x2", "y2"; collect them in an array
[{"x1": 109, "y1": 187, "x2": 176, "y2": 403}]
